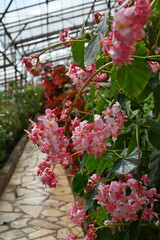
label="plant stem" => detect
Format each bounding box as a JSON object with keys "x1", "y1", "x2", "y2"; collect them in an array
[
  {"x1": 131, "y1": 55, "x2": 160, "y2": 62},
  {"x1": 136, "y1": 124, "x2": 141, "y2": 179},
  {"x1": 150, "y1": 0, "x2": 158, "y2": 8},
  {"x1": 37, "y1": 39, "x2": 87, "y2": 57}
]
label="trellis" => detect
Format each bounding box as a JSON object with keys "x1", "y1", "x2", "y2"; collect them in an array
[{"x1": 0, "y1": 0, "x2": 117, "y2": 92}]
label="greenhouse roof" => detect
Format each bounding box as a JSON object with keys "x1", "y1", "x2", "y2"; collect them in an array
[{"x1": 0, "y1": 0, "x2": 117, "y2": 91}]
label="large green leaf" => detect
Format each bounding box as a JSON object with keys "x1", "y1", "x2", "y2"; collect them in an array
[
  {"x1": 111, "y1": 60, "x2": 151, "y2": 98},
  {"x1": 148, "y1": 149, "x2": 160, "y2": 187},
  {"x1": 146, "y1": 119, "x2": 160, "y2": 150},
  {"x1": 72, "y1": 171, "x2": 88, "y2": 194},
  {"x1": 84, "y1": 35, "x2": 101, "y2": 65},
  {"x1": 71, "y1": 38, "x2": 85, "y2": 69},
  {"x1": 114, "y1": 148, "x2": 140, "y2": 177},
  {"x1": 84, "y1": 11, "x2": 108, "y2": 65}
]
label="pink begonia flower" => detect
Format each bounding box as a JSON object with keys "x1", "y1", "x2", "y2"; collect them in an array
[
  {"x1": 72, "y1": 102, "x2": 127, "y2": 158},
  {"x1": 148, "y1": 61, "x2": 160, "y2": 72},
  {"x1": 94, "y1": 175, "x2": 160, "y2": 231},
  {"x1": 67, "y1": 201, "x2": 88, "y2": 226},
  {"x1": 65, "y1": 100, "x2": 72, "y2": 107},
  {"x1": 65, "y1": 234, "x2": 77, "y2": 240},
  {"x1": 40, "y1": 169, "x2": 58, "y2": 188},
  {"x1": 22, "y1": 56, "x2": 42, "y2": 76},
  {"x1": 100, "y1": 0, "x2": 151, "y2": 66},
  {"x1": 84, "y1": 224, "x2": 97, "y2": 240},
  {"x1": 59, "y1": 28, "x2": 76, "y2": 46},
  {"x1": 94, "y1": 12, "x2": 103, "y2": 24},
  {"x1": 66, "y1": 62, "x2": 107, "y2": 89},
  {"x1": 25, "y1": 109, "x2": 72, "y2": 172},
  {"x1": 85, "y1": 174, "x2": 102, "y2": 193}
]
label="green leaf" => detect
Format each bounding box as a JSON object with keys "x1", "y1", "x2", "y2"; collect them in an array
[
  {"x1": 84, "y1": 189, "x2": 97, "y2": 211},
  {"x1": 112, "y1": 60, "x2": 151, "y2": 98},
  {"x1": 148, "y1": 149, "x2": 160, "y2": 187},
  {"x1": 133, "y1": 43, "x2": 147, "y2": 56},
  {"x1": 146, "y1": 119, "x2": 160, "y2": 149},
  {"x1": 114, "y1": 148, "x2": 139, "y2": 177},
  {"x1": 84, "y1": 35, "x2": 101, "y2": 65},
  {"x1": 85, "y1": 154, "x2": 99, "y2": 174},
  {"x1": 72, "y1": 171, "x2": 88, "y2": 194},
  {"x1": 98, "y1": 154, "x2": 113, "y2": 174},
  {"x1": 71, "y1": 38, "x2": 85, "y2": 69},
  {"x1": 96, "y1": 228, "x2": 112, "y2": 240}
]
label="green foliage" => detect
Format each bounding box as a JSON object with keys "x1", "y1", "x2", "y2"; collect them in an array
[
  {"x1": 0, "y1": 84, "x2": 44, "y2": 169},
  {"x1": 72, "y1": 170, "x2": 88, "y2": 194},
  {"x1": 111, "y1": 60, "x2": 151, "y2": 98},
  {"x1": 113, "y1": 148, "x2": 139, "y2": 177},
  {"x1": 72, "y1": 38, "x2": 85, "y2": 69}
]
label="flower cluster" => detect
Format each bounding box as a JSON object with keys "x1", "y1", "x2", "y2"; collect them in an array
[
  {"x1": 84, "y1": 223, "x2": 97, "y2": 240},
  {"x1": 26, "y1": 108, "x2": 72, "y2": 168},
  {"x1": 94, "y1": 174, "x2": 160, "y2": 232},
  {"x1": 72, "y1": 102, "x2": 127, "y2": 158},
  {"x1": 148, "y1": 61, "x2": 160, "y2": 72},
  {"x1": 67, "y1": 201, "x2": 88, "y2": 226},
  {"x1": 100, "y1": 0, "x2": 151, "y2": 66},
  {"x1": 66, "y1": 62, "x2": 107, "y2": 89},
  {"x1": 22, "y1": 56, "x2": 42, "y2": 76},
  {"x1": 85, "y1": 174, "x2": 102, "y2": 193},
  {"x1": 59, "y1": 28, "x2": 75, "y2": 46}
]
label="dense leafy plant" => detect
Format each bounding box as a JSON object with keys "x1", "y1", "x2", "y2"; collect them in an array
[
  {"x1": 0, "y1": 84, "x2": 44, "y2": 169},
  {"x1": 23, "y1": 0, "x2": 160, "y2": 239}
]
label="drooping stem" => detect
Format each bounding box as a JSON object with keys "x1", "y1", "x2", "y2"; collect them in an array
[
  {"x1": 64, "y1": 61, "x2": 113, "y2": 131},
  {"x1": 37, "y1": 39, "x2": 87, "y2": 57},
  {"x1": 136, "y1": 124, "x2": 141, "y2": 179},
  {"x1": 131, "y1": 55, "x2": 160, "y2": 62}
]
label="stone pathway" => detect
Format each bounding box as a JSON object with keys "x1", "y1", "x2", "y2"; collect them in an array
[{"x1": 0, "y1": 141, "x2": 84, "y2": 240}]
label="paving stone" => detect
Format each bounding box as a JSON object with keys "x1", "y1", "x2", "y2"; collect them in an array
[
  {"x1": 0, "y1": 229, "x2": 24, "y2": 240},
  {"x1": 0, "y1": 225, "x2": 9, "y2": 233},
  {"x1": 59, "y1": 202, "x2": 72, "y2": 211},
  {"x1": 16, "y1": 187, "x2": 34, "y2": 197},
  {"x1": 0, "y1": 201, "x2": 13, "y2": 211},
  {"x1": 22, "y1": 176, "x2": 35, "y2": 183},
  {"x1": 71, "y1": 226, "x2": 84, "y2": 237},
  {"x1": 45, "y1": 186, "x2": 72, "y2": 195},
  {"x1": 49, "y1": 194, "x2": 74, "y2": 202},
  {"x1": 1, "y1": 192, "x2": 16, "y2": 201},
  {"x1": 21, "y1": 227, "x2": 36, "y2": 233},
  {"x1": 34, "y1": 236, "x2": 57, "y2": 240},
  {"x1": 28, "y1": 229, "x2": 55, "y2": 239},
  {"x1": 11, "y1": 218, "x2": 30, "y2": 228},
  {"x1": 42, "y1": 199, "x2": 63, "y2": 208},
  {"x1": 57, "y1": 228, "x2": 72, "y2": 239},
  {"x1": 46, "y1": 217, "x2": 59, "y2": 222},
  {"x1": 18, "y1": 205, "x2": 44, "y2": 218},
  {"x1": 42, "y1": 208, "x2": 65, "y2": 217},
  {"x1": 15, "y1": 238, "x2": 28, "y2": 240},
  {"x1": 16, "y1": 195, "x2": 47, "y2": 205},
  {"x1": 29, "y1": 219, "x2": 60, "y2": 229},
  {"x1": 8, "y1": 177, "x2": 22, "y2": 185},
  {"x1": 0, "y1": 213, "x2": 22, "y2": 224}
]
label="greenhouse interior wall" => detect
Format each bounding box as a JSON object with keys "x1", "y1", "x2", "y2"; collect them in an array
[{"x1": 0, "y1": 0, "x2": 117, "y2": 92}]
